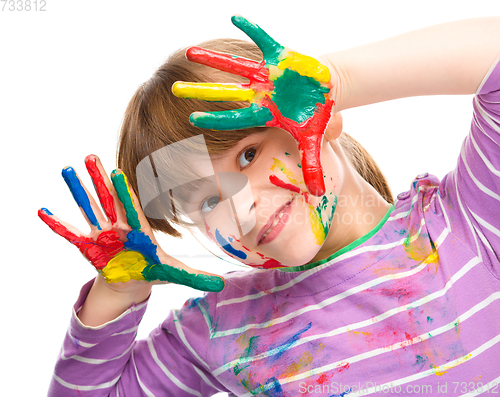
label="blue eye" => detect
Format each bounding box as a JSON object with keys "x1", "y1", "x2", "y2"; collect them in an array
[
  {"x1": 238, "y1": 147, "x2": 257, "y2": 169},
  {"x1": 201, "y1": 196, "x2": 220, "y2": 214}
]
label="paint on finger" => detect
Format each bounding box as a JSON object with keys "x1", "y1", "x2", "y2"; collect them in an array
[
  {"x1": 85, "y1": 157, "x2": 117, "y2": 223},
  {"x1": 62, "y1": 167, "x2": 101, "y2": 229},
  {"x1": 112, "y1": 171, "x2": 141, "y2": 230}
]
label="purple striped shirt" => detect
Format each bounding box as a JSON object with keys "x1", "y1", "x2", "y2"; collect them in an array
[{"x1": 48, "y1": 57, "x2": 500, "y2": 396}]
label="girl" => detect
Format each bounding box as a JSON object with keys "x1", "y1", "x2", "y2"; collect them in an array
[{"x1": 42, "y1": 15, "x2": 500, "y2": 396}]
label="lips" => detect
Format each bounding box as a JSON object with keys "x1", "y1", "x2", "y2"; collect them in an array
[{"x1": 257, "y1": 198, "x2": 294, "y2": 245}]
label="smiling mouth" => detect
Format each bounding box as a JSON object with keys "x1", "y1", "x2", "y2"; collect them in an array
[{"x1": 257, "y1": 198, "x2": 294, "y2": 245}]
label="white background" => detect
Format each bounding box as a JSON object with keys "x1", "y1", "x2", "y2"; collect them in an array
[{"x1": 2, "y1": 0, "x2": 500, "y2": 395}]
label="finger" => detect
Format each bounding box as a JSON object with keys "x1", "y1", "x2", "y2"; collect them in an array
[
  {"x1": 142, "y1": 261, "x2": 225, "y2": 292},
  {"x1": 85, "y1": 155, "x2": 120, "y2": 224},
  {"x1": 38, "y1": 208, "x2": 89, "y2": 244},
  {"x1": 297, "y1": 134, "x2": 326, "y2": 197},
  {"x1": 98, "y1": 225, "x2": 225, "y2": 292},
  {"x1": 185, "y1": 46, "x2": 269, "y2": 83},
  {"x1": 189, "y1": 103, "x2": 273, "y2": 131},
  {"x1": 278, "y1": 51, "x2": 331, "y2": 83},
  {"x1": 110, "y1": 170, "x2": 142, "y2": 230},
  {"x1": 172, "y1": 82, "x2": 256, "y2": 102},
  {"x1": 62, "y1": 166, "x2": 106, "y2": 230},
  {"x1": 231, "y1": 15, "x2": 284, "y2": 62}
]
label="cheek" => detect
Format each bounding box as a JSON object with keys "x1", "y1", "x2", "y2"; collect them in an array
[
  {"x1": 202, "y1": 220, "x2": 286, "y2": 269},
  {"x1": 305, "y1": 193, "x2": 338, "y2": 245}
]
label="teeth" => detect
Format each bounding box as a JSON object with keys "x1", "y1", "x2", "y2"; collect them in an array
[{"x1": 262, "y1": 211, "x2": 285, "y2": 239}]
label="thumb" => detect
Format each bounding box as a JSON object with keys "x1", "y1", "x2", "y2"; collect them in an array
[{"x1": 147, "y1": 253, "x2": 225, "y2": 292}]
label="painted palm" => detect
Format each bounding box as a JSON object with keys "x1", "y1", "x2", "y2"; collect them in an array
[
  {"x1": 38, "y1": 156, "x2": 224, "y2": 292},
  {"x1": 172, "y1": 16, "x2": 334, "y2": 197}
]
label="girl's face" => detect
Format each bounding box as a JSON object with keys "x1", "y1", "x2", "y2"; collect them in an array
[{"x1": 185, "y1": 127, "x2": 344, "y2": 269}]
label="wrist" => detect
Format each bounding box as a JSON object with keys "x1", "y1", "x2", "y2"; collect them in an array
[
  {"x1": 318, "y1": 54, "x2": 352, "y2": 113},
  {"x1": 78, "y1": 276, "x2": 152, "y2": 327}
]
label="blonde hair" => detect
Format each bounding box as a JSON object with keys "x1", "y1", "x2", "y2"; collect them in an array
[{"x1": 117, "y1": 38, "x2": 393, "y2": 238}]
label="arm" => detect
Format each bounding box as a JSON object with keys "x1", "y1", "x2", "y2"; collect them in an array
[
  {"x1": 324, "y1": 17, "x2": 500, "y2": 111},
  {"x1": 40, "y1": 155, "x2": 226, "y2": 395},
  {"x1": 325, "y1": 17, "x2": 500, "y2": 271}
]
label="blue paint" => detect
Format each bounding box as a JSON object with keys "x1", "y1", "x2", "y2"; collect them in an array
[
  {"x1": 330, "y1": 388, "x2": 352, "y2": 397},
  {"x1": 264, "y1": 377, "x2": 283, "y2": 396},
  {"x1": 215, "y1": 229, "x2": 247, "y2": 260},
  {"x1": 270, "y1": 322, "x2": 312, "y2": 361},
  {"x1": 62, "y1": 167, "x2": 101, "y2": 229},
  {"x1": 124, "y1": 229, "x2": 161, "y2": 263},
  {"x1": 41, "y1": 208, "x2": 53, "y2": 216}
]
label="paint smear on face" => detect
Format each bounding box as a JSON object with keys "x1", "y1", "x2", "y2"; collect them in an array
[
  {"x1": 308, "y1": 195, "x2": 337, "y2": 245},
  {"x1": 270, "y1": 158, "x2": 303, "y2": 187},
  {"x1": 215, "y1": 229, "x2": 248, "y2": 260}
]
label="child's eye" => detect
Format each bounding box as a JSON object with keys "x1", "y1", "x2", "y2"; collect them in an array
[
  {"x1": 201, "y1": 196, "x2": 220, "y2": 214},
  {"x1": 238, "y1": 147, "x2": 257, "y2": 169}
]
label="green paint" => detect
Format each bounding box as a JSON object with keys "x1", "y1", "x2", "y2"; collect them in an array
[
  {"x1": 231, "y1": 16, "x2": 284, "y2": 64},
  {"x1": 427, "y1": 316, "x2": 433, "y2": 324},
  {"x1": 190, "y1": 103, "x2": 273, "y2": 131},
  {"x1": 297, "y1": 162, "x2": 301, "y2": 168},
  {"x1": 285, "y1": 152, "x2": 290, "y2": 156},
  {"x1": 415, "y1": 355, "x2": 428, "y2": 368},
  {"x1": 234, "y1": 335, "x2": 259, "y2": 376},
  {"x1": 316, "y1": 195, "x2": 337, "y2": 237},
  {"x1": 112, "y1": 171, "x2": 141, "y2": 230},
  {"x1": 272, "y1": 69, "x2": 329, "y2": 124},
  {"x1": 143, "y1": 263, "x2": 224, "y2": 292},
  {"x1": 234, "y1": 363, "x2": 249, "y2": 376}
]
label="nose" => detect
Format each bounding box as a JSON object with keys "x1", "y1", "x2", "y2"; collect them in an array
[{"x1": 218, "y1": 172, "x2": 256, "y2": 237}]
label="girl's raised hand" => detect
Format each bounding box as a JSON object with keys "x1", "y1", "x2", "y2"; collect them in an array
[
  {"x1": 38, "y1": 155, "x2": 225, "y2": 293},
  {"x1": 172, "y1": 15, "x2": 334, "y2": 197}
]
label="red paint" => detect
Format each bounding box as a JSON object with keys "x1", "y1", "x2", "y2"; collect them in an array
[
  {"x1": 38, "y1": 209, "x2": 124, "y2": 270},
  {"x1": 269, "y1": 174, "x2": 301, "y2": 194},
  {"x1": 186, "y1": 46, "x2": 273, "y2": 87},
  {"x1": 85, "y1": 156, "x2": 117, "y2": 224},
  {"x1": 264, "y1": 97, "x2": 334, "y2": 196},
  {"x1": 255, "y1": 252, "x2": 285, "y2": 268}
]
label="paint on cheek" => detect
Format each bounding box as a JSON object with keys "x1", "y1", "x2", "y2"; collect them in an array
[
  {"x1": 269, "y1": 174, "x2": 300, "y2": 194},
  {"x1": 308, "y1": 195, "x2": 337, "y2": 245},
  {"x1": 215, "y1": 229, "x2": 247, "y2": 260},
  {"x1": 270, "y1": 158, "x2": 302, "y2": 186}
]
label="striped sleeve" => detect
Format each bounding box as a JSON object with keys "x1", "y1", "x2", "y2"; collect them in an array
[
  {"x1": 439, "y1": 55, "x2": 500, "y2": 276},
  {"x1": 48, "y1": 279, "x2": 149, "y2": 396},
  {"x1": 48, "y1": 281, "x2": 228, "y2": 396},
  {"x1": 124, "y1": 293, "x2": 229, "y2": 396}
]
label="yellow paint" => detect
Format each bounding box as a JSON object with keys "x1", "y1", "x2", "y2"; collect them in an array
[
  {"x1": 172, "y1": 82, "x2": 255, "y2": 102},
  {"x1": 308, "y1": 205, "x2": 326, "y2": 245},
  {"x1": 278, "y1": 52, "x2": 330, "y2": 83},
  {"x1": 101, "y1": 251, "x2": 147, "y2": 283},
  {"x1": 431, "y1": 353, "x2": 472, "y2": 376},
  {"x1": 351, "y1": 331, "x2": 371, "y2": 336},
  {"x1": 271, "y1": 158, "x2": 303, "y2": 186},
  {"x1": 283, "y1": 351, "x2": 313, "y2": 377},
  {"x1": 121, "y1": 172, "x2": 137, "y2": 210}
]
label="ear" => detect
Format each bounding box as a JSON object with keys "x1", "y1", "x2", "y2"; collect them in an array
[{"x1": 324, "y1": 112, "x2": 343, "y2": 142}]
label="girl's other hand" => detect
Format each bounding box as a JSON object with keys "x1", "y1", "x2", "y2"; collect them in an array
[
  {"x1": 172, "y1": 15, "x2": 334, "y2": 197},
  {"x1": 38, "y1": 155, "x2": 225, "y2": 294}
]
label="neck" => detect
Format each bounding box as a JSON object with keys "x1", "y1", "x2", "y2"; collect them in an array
[{"x1": 308, "y1": 143, "x2": 392, "y2": 264}]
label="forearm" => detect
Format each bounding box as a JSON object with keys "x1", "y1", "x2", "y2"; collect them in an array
[
  {"x1": 323, "y1": 17, "x2": 500, "y2": 111},
  {"x1": 78, "y1": 276, "x2": 152, "y2": 327}
]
